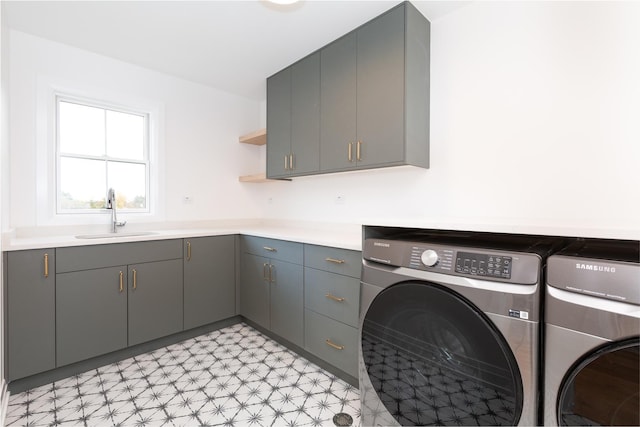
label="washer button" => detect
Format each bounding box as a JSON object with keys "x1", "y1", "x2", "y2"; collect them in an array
[{"x1": 421, "y1": 250, "x2": 439, "y2": 267}]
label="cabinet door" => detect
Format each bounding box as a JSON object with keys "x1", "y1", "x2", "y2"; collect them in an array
[
  {"x1": 7, "y1": 249, "x2": 56, "y2": 381},
  {"x1": 239, "y1": 253, "x2": 270, "y2": 329},
  {"x1": 270, "y1": 259, "x2": 304, "y2": 348},
  {"x1": 356, "y1": 5, "x2": 406, "y2": 167},
  {"x1": 184, "y1": 236, "x2": 236, "y2": 330},
  {"x1": 128, "y1": 259, "x2": 183, "y2": 346},
  {"x1": 56, "y1": 266, "x2": 127, "y2": 367},
  {"x1": 291, "y1": 52, "x2": 320, "y2": 175},
  {"x1": 320, "y1": 32, "x2": 357, "y2": 172},
  {"x1": 266, "y1": 67, "x2": 292, "y2": 179}
]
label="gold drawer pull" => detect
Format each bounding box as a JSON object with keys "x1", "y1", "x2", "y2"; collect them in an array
[
  {"x1": 132, "y1": 269, "x2": 137, "y2": 289},
  {"x1": 186, "y1": 241, "x2": 192, "y2": 261},
  {"x1": 119, "y1": 271, "x2": 124, "y2": 293},
  {"x1": 325, "y1": 293, "x2": 345, "y2": 302},
  {"x1": 325, "y1": 257, "x2": 345, "y2": 264},
  {"x1": 263, "y1": 246, "x2": 277, "y2": 252},
  {"x1": 325, "y1": 339, "x2": 344, "y2": 351},
  {"x1": 44, "y1": 253, "x2": 49, "y2": 278}
]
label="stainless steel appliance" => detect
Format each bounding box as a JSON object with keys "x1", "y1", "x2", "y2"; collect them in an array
[
  {"x1": 544, "y1": 240, "x2": 639, "y2": 426},
  {"x1": 359, "y1": 228, "x2": 562, "y2": 426}
]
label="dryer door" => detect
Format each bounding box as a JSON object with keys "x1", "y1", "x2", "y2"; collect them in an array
[
  {"x1": 557, "y1": 338, "x2": 639, "y2": 426},
  {"x1": 361, "y1": 281, "x2": 523, "y2": 426}
]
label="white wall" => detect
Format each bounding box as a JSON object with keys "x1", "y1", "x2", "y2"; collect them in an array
[
  {"x1": 8, "y1": 30, "x2": 264, "y2": 229},
  {"x1": 248, "y1": 1, "x2": 640, "y2": 238}
]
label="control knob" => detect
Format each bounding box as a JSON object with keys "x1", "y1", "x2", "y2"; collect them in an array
[{"x1": 421, "y1": 249, "x2": 438, "y2": 267}]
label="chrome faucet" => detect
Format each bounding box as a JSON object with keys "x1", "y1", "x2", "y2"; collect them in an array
[{"x1": 106, "y1": 188, "x2": 127, "y2": 233}]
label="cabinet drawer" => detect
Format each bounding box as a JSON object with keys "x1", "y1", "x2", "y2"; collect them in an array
[
  {"x1": 305, "y1": 268, "x2": 359, "y2": 327},
  {"x1": 304, "y1": 245, "x2": 361, "y2": 278},
  {"x1": 305, "y1": 309, "x2": 358, "y2": 377},
  {"x1": 241, "y1": 236, "x2": 303, "y2": 264},
  {"x1": 57, "y1": 239, "x2": 183, "y2": 273}
]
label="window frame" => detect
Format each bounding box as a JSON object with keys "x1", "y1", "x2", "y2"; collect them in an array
[{"x1": 55, "y1": 94, "x2": 151, "y2": 215}]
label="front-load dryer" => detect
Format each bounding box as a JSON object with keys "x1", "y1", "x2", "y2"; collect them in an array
[
  {"x1": 544, "y1": 240, "x2": 639, "y2": 426},
  {"x1": 359, "y1": 229, "x2": 563, "y2": 426}
]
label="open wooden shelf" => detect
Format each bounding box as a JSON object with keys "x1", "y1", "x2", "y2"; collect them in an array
[
  {"x1": 238, "y1": 173, "x2": 278, "y2": 183},
  {"x1": 239, "y1": 128, "x2": 266, "y2": 146}
]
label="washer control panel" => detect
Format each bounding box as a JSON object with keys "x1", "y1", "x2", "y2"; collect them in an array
[
  {"x1": 455, "y1": 251, "x2": 512, "y2": 279},
  {"x1": 409, "y1": 246, "x2": 454, "y2": 272}
]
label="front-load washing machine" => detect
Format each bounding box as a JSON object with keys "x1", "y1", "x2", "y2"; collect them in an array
[
  {"x1": 359, "y1": 228, "x2": 563, "y2": 426},
  {"x1": 544, "y1": 240, "x2": 639, "y2": 426}
]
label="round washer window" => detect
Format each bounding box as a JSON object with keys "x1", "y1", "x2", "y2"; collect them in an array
[
  {"x1": 557, "y1": 338, "x2": 639, "y2": 426},
  {"x1": 361, "y1": 281, "x2": 523, "y2": 426}
]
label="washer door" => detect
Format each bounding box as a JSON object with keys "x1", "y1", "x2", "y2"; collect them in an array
[
  {"x1": 361, "y1": 282, "x2": 523, "y2": 426},
  {"x1": 557, "y1": 338, "x2": 639, "y2": 426}
]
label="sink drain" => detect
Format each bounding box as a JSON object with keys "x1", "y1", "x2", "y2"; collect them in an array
[{"x1": 333, "y1": 412, "x2": 354, "y2": 426}]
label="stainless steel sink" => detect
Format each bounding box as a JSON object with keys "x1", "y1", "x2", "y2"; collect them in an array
[{"x1": 75, "y1": 231, "x2": 158, "y2": 239}]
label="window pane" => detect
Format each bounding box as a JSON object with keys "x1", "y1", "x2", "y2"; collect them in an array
[
  {"x1": 59, "y1": 101, "x2": 105, "y2": 156},
  {"x1": 60, "y1": 157, "x2": 106, "y2": 209},
  {"x1": 106, "y1": 110, "x2": 145, "y2": 160},
  {"x1": 107, "y1": 162, "x2": 147, "y2": 209}
]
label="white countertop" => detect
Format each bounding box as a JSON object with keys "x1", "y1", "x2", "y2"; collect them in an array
[{"x1": 2, "y1": 220, "x2": 364, "y2": 252}]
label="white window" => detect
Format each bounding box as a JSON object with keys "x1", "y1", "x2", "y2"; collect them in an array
[{"x1": 56, "y1": 96, "x2": 150, "y2": 213}]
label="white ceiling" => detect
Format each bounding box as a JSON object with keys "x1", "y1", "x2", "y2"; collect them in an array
[{"x1": 3, "y1": 1, "x2": 467, "y2": 100}]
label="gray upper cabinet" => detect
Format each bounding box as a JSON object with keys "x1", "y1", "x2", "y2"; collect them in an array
[
  {"x1": 269, "y1": 2, "x2": 430, "y2": 177},
  {"x1": 184, "y1": 236, "x2": 236, "y2": 330},
  {"x1": 6, "y1": 249, "x2": 56, "y2": 381},
  {"x1": 267, "y1": 52, "x2": 321, "y2": 179},
  {"x1": 323, "y1": 2, "x2": 429, "y2": 172}
]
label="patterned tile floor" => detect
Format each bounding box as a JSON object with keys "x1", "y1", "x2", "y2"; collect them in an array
[{"x1": 6, "y1": 323, "x2": 361, "y2": 427}]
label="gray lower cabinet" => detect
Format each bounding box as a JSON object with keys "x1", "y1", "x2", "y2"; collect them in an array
[
  {"x1": 303, "y1": 244, "x2": 361, "y2": 378},
  {"x1": 56, "y1": 266, "x2": 128, "y2": 367},
  {"x1": 184, "y1": 236, "x2": 236, "y2": 330},
  {"x1": 239, "y1": 237, "x2": 304, "y2": 347},
  {"x1": 6, "y1": 249, "x2": 56, "y2": 381},
  {"x1": 128, "y1": 259, "x2": 183, "y2": 346},
  {"x1": 55, "y1": 239, "x2": 183, "y2": 365}
]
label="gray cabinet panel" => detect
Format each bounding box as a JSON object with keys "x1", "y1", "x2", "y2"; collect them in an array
[
  {"x1": 270, "y1": 260, "x2": 304, "y2": 347},
  {"x1": 320, "y1": 32, "x2": 357, "y2": 172},
  {"x1": 305, "y1": 309, "x2": 358, "y2": 377},
  {"x1": 266, "y1": 67, "x2": 291, "y2": 179},
  {"x1": 291, "y1": 52, "x2": 320, "y2": 175},
  {"x1": 304, "y1": 245, "x2": 361, "y2": 278},
  {"x1": 304, "y1": 268, "x2": 360, "y2": 328},
  {"x1": 240, "y1": 236, "x2": 303, "y2": 264},
  {"x1": 184, "y1": 236, "x2": 236, "y2": 329},
  {"x1": 356, "y1": 4, "x2": 406, "y2": 167},
  {"x1": 57, "y1": 239, "x2": 183, "y2": 273},
  {"x1": 56, "y1": 266, "x2": 127, "y2": 367},
  {"x1": 128, "y1": 259, "x2": 183, "y2": 346},
  {"x1": 239, "y1": 253, "x2": 270, "y2": 329},
  {"x1": 7, "y1": 249, "x2": 56, "y2": 381}
]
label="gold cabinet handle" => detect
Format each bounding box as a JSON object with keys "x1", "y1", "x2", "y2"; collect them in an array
[
  {"x1": 325, "y1": 339, "x2": 344, "y2": 351},
  {"x1": 325, "y1": 293, "x2": 345, "y2": 302},
  {"x1": 348, "y1": 142, "x2": 353, "y2": 162},
  {"x1": 325, "y1": 257, "x2": 345, "y2": 264},
  {"x1": 44, "y1": 253, "x2": 49, "y2": 278},
  {"x1": 263, "y1": 246, "x2": 277, "y2": 252},
  {"x1": 132, "y1": 269, "x2": 137, "y2": 290},
  {"x1": 284, "y1": 154, "x2": 289, "y2": 170},
  {"x1": 290, "y1": 153, "x2": 294, "y2": 170},
  {"x1": 268, "y1": 264, "x2": 275, "y2": 283},
  {"x1": 119, "y1": 271, "x2": 124, "y2": 293},
  {"x1": 186, "y1": 241, "x2": 192, "y2": 261},
  {"x1": 356, "y1": 140, "x2": 362, "y2": 161},
  {"x1": 263, "y1": 263, "x2": 269, "y2": 281}
]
